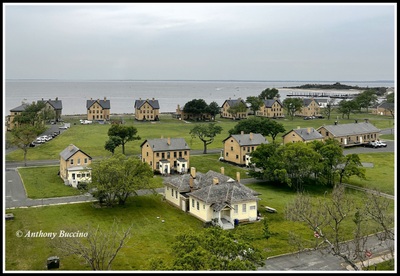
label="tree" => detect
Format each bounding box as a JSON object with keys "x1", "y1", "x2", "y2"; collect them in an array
[
  {"x1": 337, "y1": 154, "x2": 366, "y2": 184},
  {"x1": 228, "y1": 117, "x2": 285, "y2": 141},
  {"x1": 189, "y1": 123, "x2": 222, "y2": 154},
  {"x1": 323, "y1": 98, "x2": 336, "y2": 120},
  {"x1": 246, "y1": 96, "x2": 264, "y2": 115},
  {"x1": 386, "y1": 93, "x2": 394, "y2": 103},
  {"x1": 316, "y1": 139, "x2": 344, "y2": 187},
  {"x1": 282, "y1": 98, "x2": 303, "y2": 120},
  {"x1": 104, "y1": 136, "x2": 122, "y2": 155},
  {"x1": 262, "y1": 218, "x2": 272, "y2": 242},
  {"x1": 338, "y1": 100, "x2": 359, "y2": 119},
  {"x1": 51, "y1": 220, "x2": 132, "y2": 270},
  {"x1": 13, "y1": 101, "x2": 47, "y2": 126},
  {"x1": 227, "y1": 101, "x2": 248, "y2": 119},
  {"x1": 354, "y1": 90, "x2": 378, "y2": 113},
  {"x1": 90, "y1": 154, "x2": 153, "y2": 206},
  {"x1": 151, "y1": 227, "x2": 264, "y2": 270},
  {"x1": 259, "y1": 88, "x2": 280, "y2": 99},
  {"x1": 107, "y1": 124, "x2": 140, "y2": 155},
  {"x1": 10, "y1": 125, "x2": 46, "y2": 166},
  {"x1": 205, "y1": 101, "x2": 221, "y2": 120},
  {"x1": 183, "y1": 99, "x2": 208, "y2": 118}
]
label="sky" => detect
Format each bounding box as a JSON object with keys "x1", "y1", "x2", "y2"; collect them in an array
[{"x1": 3, "y1": 3, "x2": 397, "y2": 81}]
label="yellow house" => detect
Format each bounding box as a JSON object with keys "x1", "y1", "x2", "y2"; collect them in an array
[
  {"x1": 6, "y1": 103, "x2": 29, "y2": 131},
  {"x1": 174, "y1": 104, "x2": 214, "y2": 121},
  {"x1": 295, "y1": 98, "x2": 321, "y2": 117},
  {"x1": 37, "y1": 97, "x2": 63, "y2": 122},
  {"x1": 222, "y1": 132, "x2": 268, "y2": 166},
  {"x1": 59, "y1": 144, "x2": 92, "y2": 188},
  {"x1": 282, "y1": 127, "x2": 324, "y2": 144},
  {"x1": 86, "y1": 97, "x2": 110, "y2": 121},
  {"x1": 256, "y1": 99, "x2": 284, "y2": 118},
  {"x1": 140, "y1": 137, "x2": 190, "y2": 174},
  {"x1": 371, "y1": 101, "x2": 395, "y2": 117},
  {"x1": 134, "y1": 98, "x2": 160, "y2": 121},
  {"x1": 220, "y1": 98, "x2": 248, "y2": 120},
  {"x1": 316, "y1": 119, "x2": 380, "y2": 147},
  {"x1": 164, "y1": 167, "x2": 260, "y2": 230}
]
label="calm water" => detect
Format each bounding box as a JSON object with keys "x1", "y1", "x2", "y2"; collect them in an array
[{"x1": 4, "y1": 80, "x2": 394, "y2": 115}]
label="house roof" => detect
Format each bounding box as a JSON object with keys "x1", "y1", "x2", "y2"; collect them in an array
[
  {"x1": 60, "y1": 144, "x2": 92, "y2": 161},
  {"x1": 223, "y1": 133, "x2": 268, "y2": 146},
  {"x1": 263, "y1": 99, "x2": 283, "y2": 108},
  {"x1": 86, "y1": 99, "x2": 110, "y2": 109},
  {"x1": 10, "y1": 103, "x2": 29, "y2": 112},
  {"x1": 164, "y1": 170, "x2": 260, "y2": 207},
  {"x1": 140, "y1": 138, "x2": 190, "y2": 152},
  {"x1": 222, "y1": 98, "x2": 248, "y2": 108},
  {"x1": 378, "y1": 101, "x2": 395, "y2": 110},
  {"x1": 37, "y1": 98, "x2": 63, "y2": 110},
  {"x1": 283, "y1": 128, "x2": 323, "y2": 141},
  {"x1": 303, "y1": 98, "x2": 319, "y2": 106},
  {"x1": 134, "y1": 99, "x2": 160, "y2": 109},
  {"x1": 317, "y1": 122, "x2": 380, "y2": 137}
]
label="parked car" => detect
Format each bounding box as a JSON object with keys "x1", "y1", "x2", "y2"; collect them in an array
[
  {"x1": 364, "y1": 141, "x2": 379, "y2": 148},
  {"x1": 376, "y1": 140, "x2": 387, "y2": 147}
]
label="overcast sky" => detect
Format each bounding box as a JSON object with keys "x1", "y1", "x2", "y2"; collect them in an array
[{"x1": 3, "y1": 3, "x2": 396, "y2": 81}]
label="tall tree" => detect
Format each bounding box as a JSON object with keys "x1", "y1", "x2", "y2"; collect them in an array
[
  {"x1": 104, "y1": 136, "x2": 122, "y2": 155},
  {"x1": 205, "y1": 101, "x2": 221, "y2": 120},
  {"x1": 10, "y1": 125, "x2": 46, "y2": 166},
  {"x1": 338, "y1": 100, "x2": 359, "y2": 119},
  {"x1": 183, "y1": 99, "x2": 208, "y2": 118},
  {"x1": 107, "y1": 124, "x2": 140, "y2": 155},
  {"x1": 323, "y1": 98, "x2": 336, "y2": 120},
  {"x1": 227, "y1": 101, "x2": 248, "y2": 119},
  {"x1": 354, "y1": 90, "x2": 378, "y2": 113},
  {"x1": 228, "y1": 116, "x2": 285, "y2": 141},
  {"x1": 259, "y1": 88, "x2": 280, "y2": 99},
  {"x1": 90, "y1": 154, "x2": 153, "y2": 206},
  {"x1": 189, "y1": 123, "x2": 222, "y2": 154},
  {"x1": 282, "y1": 98, "x2": 303, "y2": 120},
  {"x1": 246, "y1": 96, "x2": 264, "y2": 115},
  {"x1": 51, "y1": 220, "x2": 132, "y2": 270},
  {"x1": 337, "y1": 154, "x2": 366, "y2": 185},
  {"x1": 13, "y1": 101, "x2": 47, "y2": 126}
]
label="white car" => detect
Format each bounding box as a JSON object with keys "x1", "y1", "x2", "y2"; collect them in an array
[{"x1": 376, "y1": 141, "x2": 387, "y2": 147}]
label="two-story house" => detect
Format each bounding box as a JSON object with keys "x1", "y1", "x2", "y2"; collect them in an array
[
  {"x1": 295, "y1": 98, "x2": 321, "y2": 117},
  {"x1": 222, "y1": 131, "x2": 268, "y2": 166},
  {"x1": 164, "y1": 167, "x2": 260, "y2": 230},
  {"x1": 59, "y1": 144, "x2": 92, "y2": 188},
  {"x1": 6, "y1": 103, "x2": 29, "y2": 131},
  {"x1": 140, "y1": 137, "x2": 190, "y2": 174},
  {"x1": 86, "y1": 97, "x2": 110, "y2": 121},
  {"x1": 134, "y1": 98, "x2": 160, "y2": 121},
  {"x1": 282, "y1": 127, "x2": 324, "y2": 144},
  {"x1": 220, "y1": 98, "x2": 248, "y2": 120},
  {"x1": 316, "y1": 119, "x2": 380, "y2": 147},
  {"x1": 371, "y1": 101, "x2": 395, "y2": 117},
  {"x1": 37, "y1": 97, "x2": 63, "y2": 122},
  {"x1": 256, "y1": 99, "x2": 284, "y2": 118}
]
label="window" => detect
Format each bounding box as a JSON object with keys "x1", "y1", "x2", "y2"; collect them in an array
[
  {"x1": 231, "y1": 146, "x2": 234, "y2": 151},
  {"x1": 234, "y1": 205, "x2": 238, "y2": 214},
  {"x1": 70, "y1": 159, "x2": 74, "y2": 165},
  {"x1": 236, "y1": 155, "x2": 239, "y2": 159},
  {"x1": 197, "y1": 201, "x2": 199, "y2": 210},
  {"x1": 171, "y1": 189, "x2": 174, "y2": 197},
  {"x1": 77, "y1": 158, "x2": 81, "y2": 165},
  {"x1": 72, "y1": 173, "x2": 75, "y2": 180},
  {"x1": 250, "y1": 205, "x2": 256, "y2": 210},
  {"x1": 77, "y1": 174, "x2": 81, "y2": 178},
  {"x1": 203, "y1": 204, "x2": 205, "y2": 210},
  {"x1": 242, "y1": 204, "x2": 247, "y2": 213},
  {"x1": 84, "y1": 158, "x2": 88, "y2": 164},
  {"x1": 192, "y1": 199, "x2": 195, "y2": 208}
]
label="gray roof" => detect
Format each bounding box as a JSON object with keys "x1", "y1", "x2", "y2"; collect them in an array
[
  {"x1": 303, "y1": 98, "x2": 319, "y2": 106},
  {"x1": 164, "y1": 170, "x2": 260, "y2": 207},
  {"x1": 60, "y1": 144, "x2": 92, "y2": 161},
  {"x1": 140, "y1": 138, "x2": 190, "y2": 152},
  {"x1": 10, "y1": 103, "x2": 29, "y2": 112},
  {"x1": 378, "y1": 101, "x2": 395, "y2": 110},
  {"x1": 134, "y1": 99, "x2": 160, "y2": 109},
  {"x1": 283, "y1": 128, "x2": 323, "y2": 141},
  {"x1": 263, "y1": 99, "x2": 283, "y2": 108},
  {"x1": 86, "y1": 99, "x2": 111, "y2": 109},
  {"x1": 37, "y1": 98, "x2": 63, "y2": 110},
  {"x1": 222, "y1": 98, "x2": 248, "y2": 108},
  {"x1": 223, "y1": 133, "x2": 268, "y2": 146},
  {"x1": 317, "y1": 122, "x2": 380, "y2": 137}
]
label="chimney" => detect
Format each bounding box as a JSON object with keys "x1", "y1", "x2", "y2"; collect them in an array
[
  {"x1": 167, "y1": 137, "x2": 171, "y2": 145},
  {"x1": 241, "y1": 130, "x2": 244, "y2": 135},
  {"x1": 297, "y1": 126, "x2": 300, "y2": 129},
  {"x1": 189, "y1": 177, "x2": 194, "y2": 191},
  {"x1": 220, "y1": 167, "x2": 225, "y2": 175},
  {"x1": 190, "y1": 167, "x2": 196, "y2": 178},
  {"x1": 364, "y1": 118, "x2": 369, "y2": 123},
  {"x1": 104, "y1": 97, "x2": 106, "y2": 101},
  {"x1": 334, "y1": 121, "x2": 338, "y2": 125},
  {"x1": 213, "y1": 177, "x2": 219, "y2": 185},
  {"x1": 250, "y1": 132, "x2": 253, "y2": 140},
  {"x1": 307, "y1": 127, "x2": 311, "y2": 134},
  {"x1": 236, "y1": 172, "x2": 241, "y2": 183},
  {"x1": 56, "y1": 97, "x2": 58, "y2": 101},
  {"x1": 68, "y1": 144, "x2": 74, "y2": 151},
  {"x1": 355, "y1": 119, "x2": 358, "y2": 123},
  {"x1": 152, "y1": 97, "x2": 155, "y2": 101}
]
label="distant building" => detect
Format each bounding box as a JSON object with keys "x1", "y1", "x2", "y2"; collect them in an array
[
  {"x1": 316, "y1": 119, "x2": 380, "y2": 147},
  {"x1": 220, "y1": 98, "x2": 248, "y2": 120},
  {"x1": 86, "y1": 97, "x2": 110, "y2": 121},
  {"x1": 134, "y1": 98, "x2": 160, "y2": 121},
  {"x1": 37, "y1": 97, "x2": 63, "y2": 122},
  {"x1": 174, "y1": 104, "x2": 214, "y2": 121},
  {"x1": 140, "y1": 137, "x2": 190, "y2": 174},
  {"x1": 256, "y1": 99, "x2": 284, "y2": 118},
  {"x1": 282, "y1": 127, "x2": 324, "y2": 144},
  {"x1": 295, "y1": 98, "x2": 321, "y2": 117},
  {"x1": 222, "y1": 131, "x2": 268, "y2": 166},
  {"x1": 371, "y1": 101, "x2": 395, "y2": 117},
  {"x1": 59, "y1": 144, "x2": 92, "y2": 188},
  {"x1": 5, "y1": 103, "x2": 29, "y2": 131}
]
